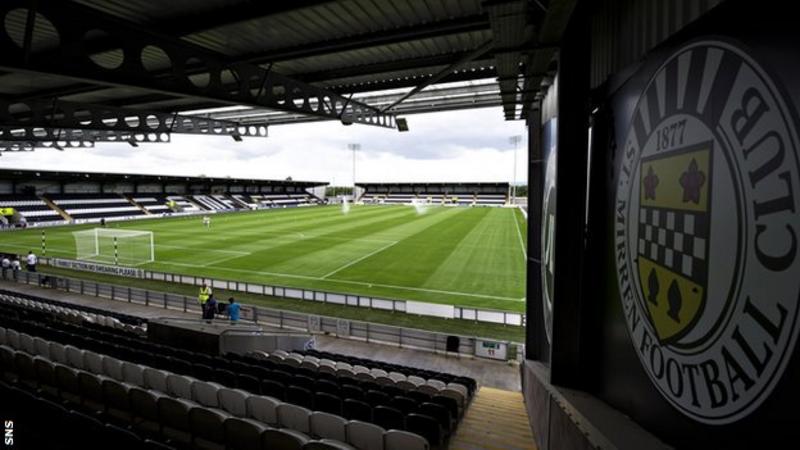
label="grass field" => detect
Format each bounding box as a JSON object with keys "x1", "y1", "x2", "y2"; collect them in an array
[{"x1": 0, "y1": 205, "x2": 526, "y2": 312}]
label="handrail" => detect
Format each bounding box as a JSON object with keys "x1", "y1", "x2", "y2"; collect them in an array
[{"x1": 1, "y1": 271, "x2": 525, "y2": 360}]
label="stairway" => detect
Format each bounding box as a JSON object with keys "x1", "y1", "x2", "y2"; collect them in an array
[
  {"x1": 450, "y1": 387, "x2": 537, "y2": 450},
  {"x1": 126, "y1": 195, "x2": 152, "y2": 215},
  {"x1": 40, "y1": 195, "x2": 71, "y2": 221}
]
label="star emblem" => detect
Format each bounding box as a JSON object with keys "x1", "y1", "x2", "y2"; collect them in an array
[
  {"x1": 680, "y1": 158, "x2": 706, "y2": 204},
  {"x1": 643, "y1": 165, "x2": 659, "y2": 200}
]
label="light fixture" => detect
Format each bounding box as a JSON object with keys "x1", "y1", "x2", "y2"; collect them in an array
[{"x1": 396, "y1": 117, "x2": 409, "y2": 132}]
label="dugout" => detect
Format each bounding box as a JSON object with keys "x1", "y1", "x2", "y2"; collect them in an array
[{"x1": 524, "y1": 0, "x2": 800, "y2": 448}]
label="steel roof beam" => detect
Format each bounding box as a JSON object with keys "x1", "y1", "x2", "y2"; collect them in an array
[
  {"x1": 381, "y1": 41, "x2": 494, "y2": 112},
  {"x1": 0, "y1": 126, "x2": 172, "y2": 144},
  {"x1": 242, "y1": 14, "x2": 490, "y2": 64},
  {"x1": 0, "y1": 0, "x2": 395, "y2": 129},
  {"x1": 0, "y1": 97, "x2": 266, "y2": 140}
]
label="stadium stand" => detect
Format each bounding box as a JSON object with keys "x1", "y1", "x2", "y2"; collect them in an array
[
  {"x1": 190, "y1": 195, "x2": 234, "y2": 211},
  {"x1": 0, "y1": 288, "x2": 477, "y2": 449},
  {"x1": 48, "y1": 194, "x2": 145, "y2": 221},
  {"x1": 0, "y1": 169, "x2": 328, "y2": 226},
  {"x1": 473, "y1": 194, "x2": 506, "y2": 206},
  {"x1": 0, "y1": 195, "x2": 62, "y2": 223},
  {"x1": 357, "y1": 184, "x2": 509, "y2": 207},
  {"x1": 212, "y1": 195, "x2": 242, "y2": 210},
  {"x1": 230, "y1": 194, "x2": 261, "y2": 209},
  {"x1": 131, "y1": 196, "x2": 172, "y2": 214},
  {"x1": 166, "y1": 195, "x2": 202, "y2": 213}
]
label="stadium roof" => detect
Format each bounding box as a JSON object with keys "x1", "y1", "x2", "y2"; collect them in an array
[
  {"x1": 0, "y1": 0, "x2": 574, "y2": 139},
  {"x1": 0, "y1": 168, "x2": 327, "y2": 187},
  {"x1": 358, "y1": 181, "x2": 509, "y2": 187}
]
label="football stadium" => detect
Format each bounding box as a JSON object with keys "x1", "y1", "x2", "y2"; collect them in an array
[{"x1": 2, "y1": 1, "x2": 799, "y2": 450}]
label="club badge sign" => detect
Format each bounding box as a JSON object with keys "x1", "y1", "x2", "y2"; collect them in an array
[{"x1": 614, "y1": 40, "x2": 800, "y2": 424}]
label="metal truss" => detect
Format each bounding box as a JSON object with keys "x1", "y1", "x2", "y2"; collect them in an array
[
  {"x1": 0, "y1": 126, "x2": 173, "y2": 144},
  {"x1": 0, "y1": 97, "x2": 265, "y2": 140},
  {"x1": 0, "y1": 140, "x2": 94, "y2": 153},
  {"x1": 0, "y1": 0, "x2": 396, "y2": 129}
]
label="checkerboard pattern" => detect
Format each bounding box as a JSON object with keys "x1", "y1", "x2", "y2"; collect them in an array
[{"x1": 638, "y1": 207, "x2": 708, "y2": 282}]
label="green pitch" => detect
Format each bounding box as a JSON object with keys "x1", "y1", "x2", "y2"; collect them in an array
[{"x1": 0, "y1": 205, "x2": 527, "y2": 312}]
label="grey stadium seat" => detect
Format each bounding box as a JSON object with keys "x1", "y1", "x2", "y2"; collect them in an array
[
  {"x1": 262, "y1": 428, "x2": 309, "y2": 450},
  {"x1": 384, "y1": 430, "x2": 430, "y2": 450},
  {"x1": 224, "y1": 417, "x2": 270, "y2": 450},
  {"x1": 189, "y1": 407, "x2": 232, "y2": 450},
  {"x1": 247, "y1": 395, "x2": 281, "y2": 426},
  {"x1": 278, "y1": 403, "x2": 312, "y2": 434},
  {"x1": 157, "y1": 396, "x2": 197, "y2": 446},
  {"x1": 309, "y1": 411, "x2": 347, "y2": 442},
  {"x1": 346, "y1": 420, "x2": 385, "y2": 450}
]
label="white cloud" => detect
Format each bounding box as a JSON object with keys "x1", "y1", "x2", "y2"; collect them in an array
[{"x1": 1, "y1": 107, "x2": 528, "y2": 185}]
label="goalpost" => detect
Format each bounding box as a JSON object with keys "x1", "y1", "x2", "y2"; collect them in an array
[{"x1": 72, "y1": 228, "x2": 155, "y2": 266}]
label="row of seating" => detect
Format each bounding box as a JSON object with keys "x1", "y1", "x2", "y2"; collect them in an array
[
  {"x1": 0, "y1": 288, "x2": 146, "y2": 327},
  {"x1": 192, "y1": 195, "x2": 236, "y2": 211},
  {"x1": 166, "y1": 195, "x2": 203, "y2": 213},
  {"x1": 297, "y1": 349, "x2": 476, "y2": 397},
  {"x1": 0, "y1": 379, "x2": 175, "y2": 449},
  {"x1": 0, "y1": 325, "x2": 429, "y2": 450},
  {"x1": 0, "y1": 290, "x2": 474, "y2": 447},
  {"x1": 0, "y1": 195, "x2": 62, "y2": 223},
  {"x1": 0, "y1": 292, "x2": 145, "y2": 335},
  {"x1": 254, "y1": 350, "x2": 472, "y2": 401},
  {"x1": 0, "y1": 299, "x2": 449, "y2": 447},
  {"x1": 132, "y1": 196, "x2": 173, "y2": 214},
  {"x1": 360, "y1": 192, "x2": 507, "y2": 206}
]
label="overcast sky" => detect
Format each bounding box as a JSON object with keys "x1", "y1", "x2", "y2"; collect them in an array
[{"x1": 1, "y1": 107, "x2": 528, "y2": 186}]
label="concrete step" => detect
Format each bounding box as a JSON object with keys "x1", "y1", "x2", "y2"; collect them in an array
[{"x1": 450, "y1": 386, "x2": 537, "y2": 450}]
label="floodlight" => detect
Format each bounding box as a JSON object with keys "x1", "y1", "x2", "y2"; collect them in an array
[{"x1": 396, "y1": 117, "x2": 409, "y2": 132}]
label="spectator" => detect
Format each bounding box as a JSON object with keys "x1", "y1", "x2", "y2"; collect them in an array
[
  {"x1": 11, "y1": 256, "x2": 21, "y2": 279},
  {"x1": 204, "y1": 295, "x2": 217, "y2": 323},
  {"x1": 227, "y1": 297, "x2": 241, "y2": 324},
  {"x1": 26, "y1": 250, "x2": 38, "y2": 272},
  {"x1": 1, "y1": 254, "x2": 10, "y2": 279}
]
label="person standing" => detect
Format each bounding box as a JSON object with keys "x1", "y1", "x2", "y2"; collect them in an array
[
  {"x1": 198, "y1": 282, "x2": 212, "y2": 318},
  {"x1": 11, "y1": 256, "x2": 21, "y2": 280},
  {"x1": 204, "y1": 295, "x2": 217, "y2": 323},
  {"x1": 227, "y1": 297, "x2": 241, "y2": 324},
  {"x1": 1, "y1": 254, "x2": 10, "y2": 279},
  {"x1": 26, "y1": 250, "x2": 37, "y2": 272}
]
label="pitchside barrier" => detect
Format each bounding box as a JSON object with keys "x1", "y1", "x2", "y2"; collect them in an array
[
  {"x1": 42, "y1": 257, "x2": 525, "y2": 327},
  {"x1": 1, "y1": 270, "x2": 523, "y2": 361}
]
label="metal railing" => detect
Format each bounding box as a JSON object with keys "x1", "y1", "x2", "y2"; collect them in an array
[
  {"x1": 1, "y1": 270, "x2": 523, "y2": 360},
  {"x1": 44, "y1": 256, "x2": 525, "y2": 327}
]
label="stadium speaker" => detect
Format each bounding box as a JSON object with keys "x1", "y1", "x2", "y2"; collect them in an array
[{"x1": 396, "y1": 117, "x2": 409, "y2": 132}]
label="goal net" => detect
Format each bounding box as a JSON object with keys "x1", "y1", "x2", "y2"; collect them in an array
[{"x1": 72, "y1": 228, "x2": 154, "y2": 266}]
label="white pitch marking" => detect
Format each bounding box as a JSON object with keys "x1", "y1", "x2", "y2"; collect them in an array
[
  {"x1": 321, "y1": 240, "x2": 400, "y2": 279},
  {"x1": 512, "y1": 208, "x2": 527, "y2": 260},
  {"x1": 156, "y1": 244, "x2": 250, "y2": 255},
  {"x1": 200, "y1": 252, "x2": 249, "y2": 267},
  {"x1": 156, "y1": 261, "x2": 524, "y2": 302}
]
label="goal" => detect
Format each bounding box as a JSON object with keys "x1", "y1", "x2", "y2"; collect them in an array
[{"x1": 72, "y1": 228, "x2": 154, "y2": 266}]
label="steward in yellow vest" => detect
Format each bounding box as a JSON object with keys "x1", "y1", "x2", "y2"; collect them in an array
[{"x1": 198, "y1": 283, "x2": 212, "y2": 305}]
